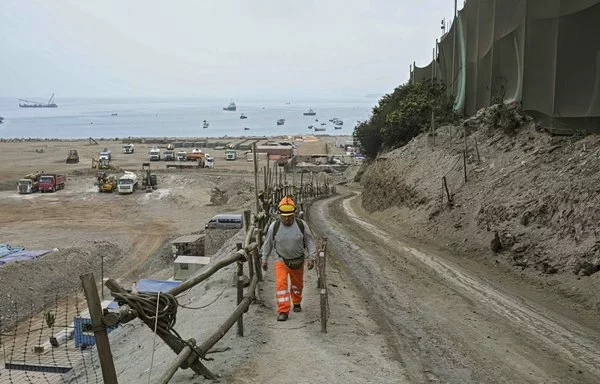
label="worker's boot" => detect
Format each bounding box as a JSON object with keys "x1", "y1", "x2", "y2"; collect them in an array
[
  {"x1": 277, "y1": 312, "x2": 288, "y2": 321},
  {"x1": 293, "y1": 304, "x2": 302, "y2": 313}
]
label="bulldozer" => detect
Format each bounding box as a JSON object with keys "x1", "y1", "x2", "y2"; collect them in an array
[
  {"x1": 66, "y1": 149, "x2": 79, "y2": 164},
  {"x1": 96, "y1": 172, "x2": 117, "y2": 193},
  {"x1": 141, "y1": 162, "x2": 158, "y2": 192}
]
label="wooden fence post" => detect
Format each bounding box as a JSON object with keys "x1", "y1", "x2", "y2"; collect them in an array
[
  {"x1": 463, "y1": 150, "x2": 468, "y2": 183},
  {"x1": 236, "y1": 243, "x2": 244, "y2": 337},
  {"x1": 80, "y1": 273, "x2": 118, "y2": 384},
  {"x1": 319, "y1": 238, "x2": 328, "y2": 333}
]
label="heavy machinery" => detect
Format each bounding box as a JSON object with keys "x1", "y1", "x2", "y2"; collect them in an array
[
  {"x1": 141, "y1": 163, "x2": 158, "y2": 192},
  {"x1": 122, "y1": 144, "x2": 135, "y2": 154},
  {"x1": 96, "y1": 172, "x2": 117, "y2": 193},
  {"x1": 17, "y1": 172, "x2": 41, "y2": 194},
  {"x1": 92, "y1": 157, "x2": 112, "y2": 170},
  {"x1": 66, "y1": 149, "x2": 79, "y2": 163},
  {"x1": 118, "y1": 171, "x2": 138, "y2": 194}
]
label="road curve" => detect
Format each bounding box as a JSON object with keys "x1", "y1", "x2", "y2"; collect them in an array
[{"x1": 309, "y1": 191, "x2": 600, "y2": 384}]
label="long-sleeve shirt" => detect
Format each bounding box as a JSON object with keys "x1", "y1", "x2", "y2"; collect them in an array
[{"x1": 261, "y1": 218, "x2": 316, "y2": 262}]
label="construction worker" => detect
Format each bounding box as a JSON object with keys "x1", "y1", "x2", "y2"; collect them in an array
[{"x1": 261, "y1": 196, "x2": 317, "y2": 321}]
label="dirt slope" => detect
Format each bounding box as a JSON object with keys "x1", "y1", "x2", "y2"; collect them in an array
[{"x1": 359, "y1": 120, "x2": 600, "y2": 309}]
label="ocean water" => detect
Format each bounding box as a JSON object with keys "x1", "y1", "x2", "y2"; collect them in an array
[{"x1": 0, "y1": 97, "x2": 375, "y2": 139}]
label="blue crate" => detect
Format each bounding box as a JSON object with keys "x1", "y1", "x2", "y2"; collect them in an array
[{"x1": 73, "y1": 316, "x2": 117, "y2": 349}]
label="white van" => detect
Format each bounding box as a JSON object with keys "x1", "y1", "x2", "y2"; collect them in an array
[{"x1": 205, "y1": 214, "x2": 243, "y2": 229}]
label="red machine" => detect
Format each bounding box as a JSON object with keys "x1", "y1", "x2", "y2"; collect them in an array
[{"x1": 39, "y1": 174, "x2": 67, "y2": 192}]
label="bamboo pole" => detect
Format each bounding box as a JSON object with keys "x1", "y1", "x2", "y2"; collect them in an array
[
  {"x1": 157, "y1": 339, "x2": 196, "y2": 384},
  {"x1": 236, "y1": 243, "x2": 244, "y2": 337},
  {"x1": 196, "y1": 275, "x2": 259, "y2": 356},
  {"x1": 81, "y1": 273, "x2": 118, "y2": 384},
  {"x1": 253, "y1": 143, "x2": 260, "y2": 213},
  {"x1": 168, "y1": 250, "x2": 246, "y2": 296}
]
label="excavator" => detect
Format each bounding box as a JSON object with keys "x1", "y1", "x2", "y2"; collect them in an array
[
  {"x1": 96, "y1": 171, "x2": 117, "y2": 193},
  {"x1": 141, "y1": 163, "x2": 158, "y2": 192}
]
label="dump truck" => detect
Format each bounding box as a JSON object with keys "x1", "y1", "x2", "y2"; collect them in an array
[
  {"x1": 163, "y1": 148, "x2": 175, "y2": 161},
  {"x1": 149, "y1": 147, "x2": 161, "y2": 161},
  {"x1": 122, "y1": 144, "x2": 135, "y2": 154},
  {"x1": 39, "y1": 174, "x2": 66, "y2": 193},
  {"x1": 100, "y1": 148, "x2": 112, "y2": 161},
  {"x1": 17, "y1": 172, "x2": 41, "y2": 194},
  {"x1": 141, "y1": 163, "x2": 158, "y2": 192},
  {"x1": 176, "y1": 151, "x2": 187, "y2": 161},
  {"x1": 117, "y1": 171, "x2": 138, "y2": 194},
  {"x1": 225, "y1": 149, "x2": 237, "y2": 160},
  {"x1": 66, "y1": 150, "x2": 79, "y2": 163}
]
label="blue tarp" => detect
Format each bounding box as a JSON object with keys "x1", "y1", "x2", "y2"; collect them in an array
[
  {"x1": 0, "y1": 244, "x2": 25, "y2": 258},
  {"x1": 0, "y1": 245, "x2": 52, "y2": 266},
  {"x1": 136, "y1": 279, "x2": 182, "y2": 293}
]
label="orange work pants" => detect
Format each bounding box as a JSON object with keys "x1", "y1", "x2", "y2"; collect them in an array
[{"x1": 275, "y1": 260, "x2": 304, "y2": 314}]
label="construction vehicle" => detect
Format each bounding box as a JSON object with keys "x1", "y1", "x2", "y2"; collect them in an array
[
  {"x1": 66, "y1": 149, "x2": 79, "y2": 163},
  {"x1": 17, "y1": 172, "x2": 41, "y2": 194},
  {"x1": 141, "y1": 163, "x2": 158, "y2": 192},
  {"x1": 96, "y1": 172, "x2": 118, "y2": 193},
  {"x1": 176, "y1": 151, "x2": 187, "y2": 161},
  {"x1": 164, "y1": 147, "x2": 175, "y2": 161},
  {"x1": 92, "y1": 157, "x2": 112, "y2": 170},
  {"x1": 186, "y1": 148, "x2": 204, "y2": 161},
  {"x1": 225, "y1": 149, "x2": 237, "y2": 160},
  {"x1": 202, "y1": 154, "x2": 214, "y2": 168},
  {"x1": 39, "y1": 174, "x2": 66, "y2": 193},
  {"x1": 122, "y1": 144, "x2": 135, "y2": 154},
  {"x1": 118, "y1": 171, "x2": 138, "y2": 194},
  {"x1": 149, "y1": 147, "x2": 161, "y2": 161},
  {"x1": 100, "y1": 148, "x2": 112, "y2": 161}
]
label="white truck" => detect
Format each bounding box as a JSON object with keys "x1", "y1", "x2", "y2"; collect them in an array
[
  {"x1": 149, "y1": 147, "x2": 161, "y2": 161},
  {"x1": 122, "y1": 144, "x2": 135, "y2": 154},
  {"x1": 117, "y1": 171, "x2": 138, "y2": 194},
  {"x1": 225, "y1": 149, "x2": 237, "y2": 160}
]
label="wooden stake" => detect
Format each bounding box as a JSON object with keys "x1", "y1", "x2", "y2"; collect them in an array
[
  {"x1": 81, "y1": 273, "x2": 118, "y2": 384},
  {"x1": 236, "y1": 243, "x2": 244, "y2": 337}
]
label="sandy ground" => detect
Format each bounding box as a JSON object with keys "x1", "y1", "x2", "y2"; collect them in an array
[{"x1": 3, "y1": 132, "x2": 599, "y2": 383}]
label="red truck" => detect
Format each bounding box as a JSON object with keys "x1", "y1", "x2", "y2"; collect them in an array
[{"x1": 39, "y1": 174, "x2": 67, "y2": 192}]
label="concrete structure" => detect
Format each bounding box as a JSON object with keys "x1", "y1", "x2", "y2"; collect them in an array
[
  {"x1": 170, "y1": 234, "x2": 205, "y2": 257},
  {"x1": 173, "y1": 256, "x2": 211, "y2": 280}
]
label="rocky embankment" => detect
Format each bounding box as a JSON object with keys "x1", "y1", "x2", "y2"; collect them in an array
[{"x1": 356, "y1": 108, "x2": 600, "y2": 309}]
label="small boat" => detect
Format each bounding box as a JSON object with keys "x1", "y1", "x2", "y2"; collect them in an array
[
  {"x1": 0, "y1": 116, "x2": 4, "y2": 124},
  {"x1": 314, "y1": 127, "x2": 326, "y2": 132},
  {"x1": 244, "y1": 127, "x2": 250, "y2": 131},
  {"x1": 315, "y1": 118, "x2": 319, "y2": 122},
  {"x1": 332, "y1": 118, "x2": 343, "y2": 125},
  {"x1": 321, "y1": 122, "x2": 326, "y2": 125},
  {"x1": 277, "y1": 118, "x2": 285, "y2": 125},
  {"x1": 111, "y1": 113, "x2": 118, "y2": 116},
  {"x1": 223, "y1": 100, "x2": 237, "y2": 111},
  {"x1": 203, "y1": 120, "x2": 209, "y2": 129},
  {"x1": 240, "y1": 113, "x2": 248, "y2": 119},
  {"x1": 334, "y1": 126, "x2": 342, "y2": 130},
  {"x1": 307, "y1": 125, "x2": 313, "y2": 129},
  {"x1": 303, "y1": 108, "x2": 316, "y2": 116}
]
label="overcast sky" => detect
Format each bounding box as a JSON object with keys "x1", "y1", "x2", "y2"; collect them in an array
[{"x1": 0, "y1": 0, "x2": 456, "y2": 99}]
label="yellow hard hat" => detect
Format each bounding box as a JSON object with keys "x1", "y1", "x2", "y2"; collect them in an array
[{"x1": 278, "y1": 196, "x2": 296, "y2": 216}]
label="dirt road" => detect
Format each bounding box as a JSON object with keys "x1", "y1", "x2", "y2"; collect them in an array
[{"x1": 301, "y1": 190, "x2": 600, "y2": 384}]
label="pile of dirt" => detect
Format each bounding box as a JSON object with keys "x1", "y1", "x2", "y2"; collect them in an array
[
  {"x1": 358, "y1": 111, "x2": 600, "y2": 308},
  {"x1": 0, "y1": 242, "x2": 122, "y2": 328}
]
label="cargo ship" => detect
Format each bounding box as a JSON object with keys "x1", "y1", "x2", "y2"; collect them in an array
[{"x1": 19, "y1": 93, "x2": 58, "y2": 108}]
